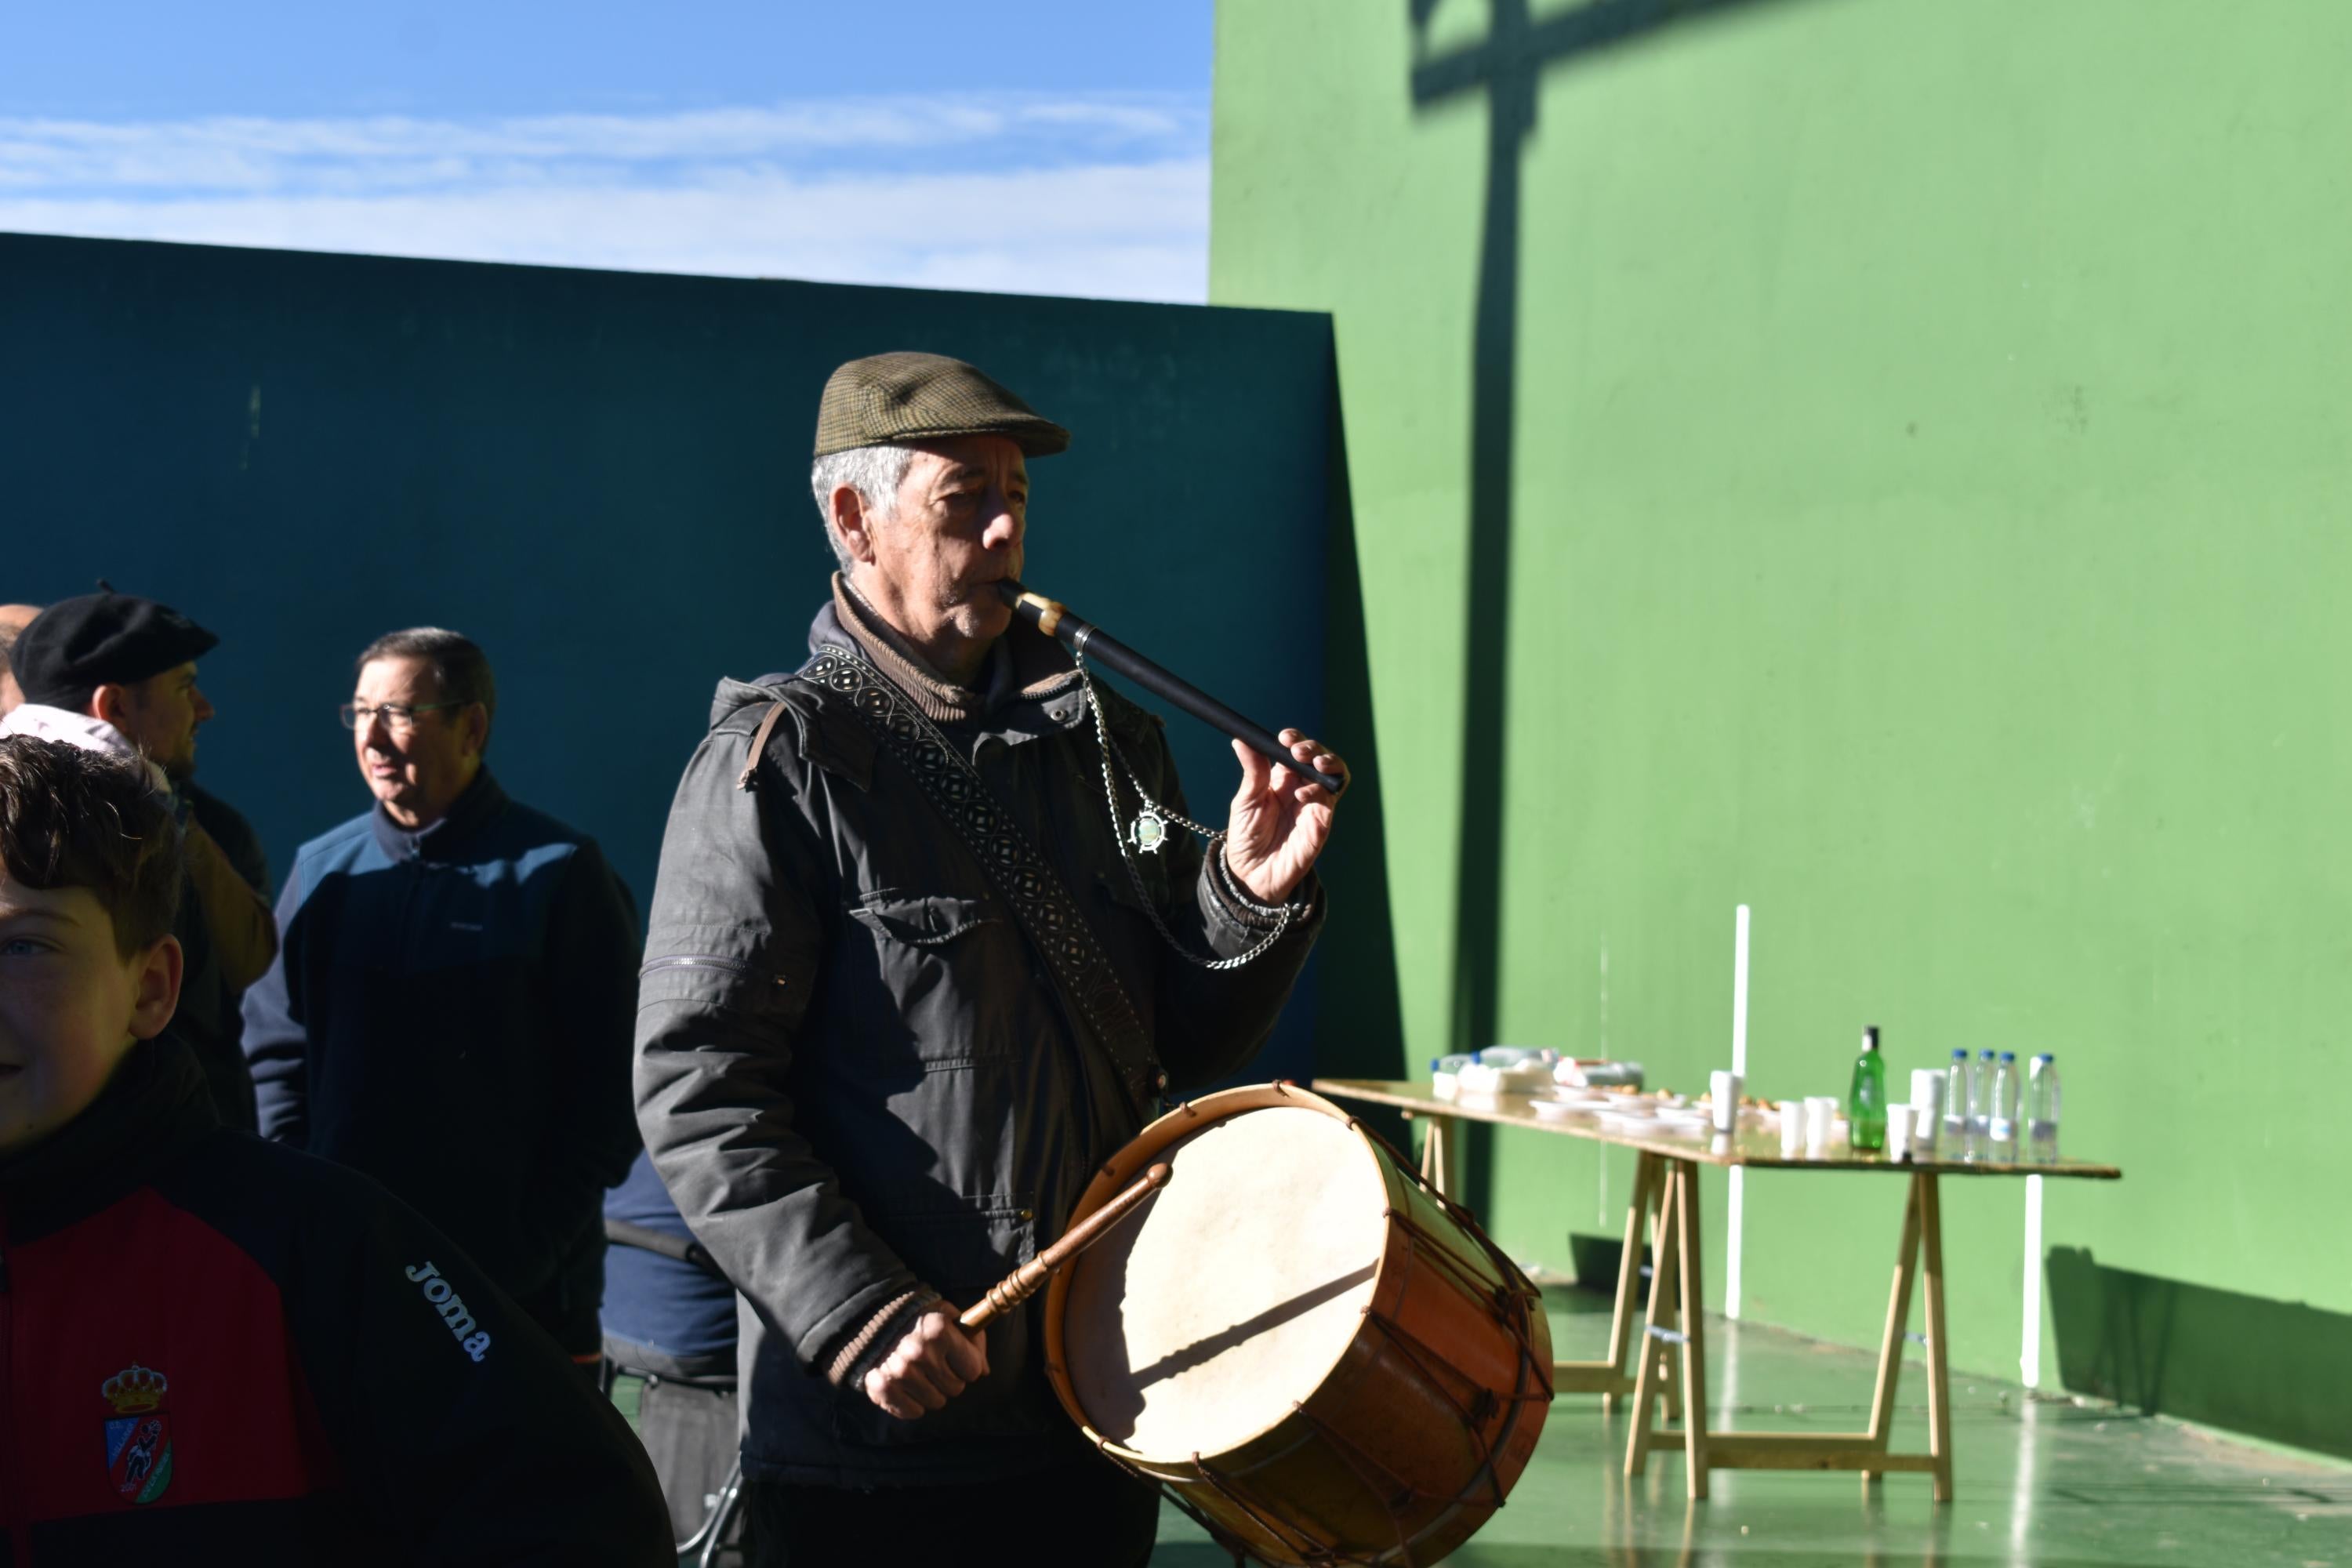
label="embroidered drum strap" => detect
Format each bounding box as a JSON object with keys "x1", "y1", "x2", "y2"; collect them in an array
[{"x1": 794, "y1": 646, "x2": 1165, "y2": 1120}]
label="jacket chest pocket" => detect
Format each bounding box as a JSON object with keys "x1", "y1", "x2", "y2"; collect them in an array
[
  {"x1": 835, "y1": 892, "x2": 1024, "y2": 1074},
  {"x1": 413, "y1": 873, "x2": 536, "y2": 972}
]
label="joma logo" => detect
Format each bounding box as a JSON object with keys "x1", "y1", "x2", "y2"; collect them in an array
[{"x1": 405, "y1": 1261, "x2": 492, "y2": 1362}]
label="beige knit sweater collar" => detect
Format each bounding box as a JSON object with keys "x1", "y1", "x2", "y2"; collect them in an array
[{"x1": 830, "y1": 573, "x2": 1078, "y2": 724}]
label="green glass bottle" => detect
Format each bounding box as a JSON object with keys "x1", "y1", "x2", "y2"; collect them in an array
[{"x1": 1848, "y1": 1025, "x2": 1887, "y2": 1152}]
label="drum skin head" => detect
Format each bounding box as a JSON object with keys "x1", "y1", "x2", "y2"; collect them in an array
[{"x1": 1062, "y1": 1104, "x2": 1388, "y2": 1459}]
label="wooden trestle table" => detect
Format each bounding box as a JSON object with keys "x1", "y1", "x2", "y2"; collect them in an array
[{"x1": 1310, "y1": 1079, "x2": 2122, "y2": 1503}]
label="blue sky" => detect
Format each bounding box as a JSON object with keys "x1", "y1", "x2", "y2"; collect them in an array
[{"x1": 0, "y1": 2, "x2": 1214, "y2": 299}]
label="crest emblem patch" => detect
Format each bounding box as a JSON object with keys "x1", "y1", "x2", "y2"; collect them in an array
[{"x1": 101, "y1": 1363, "x2": 173, "y2": 1505}]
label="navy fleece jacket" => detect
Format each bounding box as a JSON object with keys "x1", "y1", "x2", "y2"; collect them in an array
[{"x1": 241, "y1": 770, "x2": 641, "y2": 1352}]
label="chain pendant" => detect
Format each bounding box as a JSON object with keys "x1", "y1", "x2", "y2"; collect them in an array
[{"x1": 1130, "y1": 808, "x2": 1169, "y2": 855}]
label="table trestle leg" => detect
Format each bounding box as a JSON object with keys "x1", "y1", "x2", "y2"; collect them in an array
[
  {"x1": 1414, "y1": 1113, "x2": 1450, "y2": 1200},
  {"x1": 1673, "y1": 1159, "x2": 1711, "y2": 1500},
  {"x1": 1862, "y1": 1172, "x2": 1926, "y2": 1486},
  {"x1": 1921, "y1": 1172, "x2": 1955, "y2": 1503},
  {"x1": 1623, "y1": 1161, "x2": 1684, "y2": 1478}
]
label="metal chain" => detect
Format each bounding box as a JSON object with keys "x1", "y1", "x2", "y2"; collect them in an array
[{"x1": 1074, "y1": 651, "x2": 1296, "y2": 971}]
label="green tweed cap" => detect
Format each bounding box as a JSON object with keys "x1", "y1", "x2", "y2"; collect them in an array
[{"x1": 813, "y1": 350, "x2": 1071, "y2": 459}]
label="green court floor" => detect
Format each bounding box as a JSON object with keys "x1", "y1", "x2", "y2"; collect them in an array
[
  {"x1": 615, "y1": 1289, "x2": 2350, "y2": 1565},
  {"x1": 1145, "y1": 1290, "x2": 2352, "y2": 1566}
]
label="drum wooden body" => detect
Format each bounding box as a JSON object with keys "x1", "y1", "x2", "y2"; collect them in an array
[{"x1": 1044, "y1": 1084, "x2": 1552, "y2": 1566}]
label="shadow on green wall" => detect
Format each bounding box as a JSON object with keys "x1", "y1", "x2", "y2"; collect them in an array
[
  {"x1": 1308, "y1": 362, "x2": 1411, "y2": 1143},
  {"x1": 2047, "y1": 1247, "x2": 2352, "y2": 1461},
  {"x1": 1405, "y1": 0, "x2": 1809, "y2": 1215}
]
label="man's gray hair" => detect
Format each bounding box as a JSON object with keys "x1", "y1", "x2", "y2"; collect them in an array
[
  {"x1": 808, "y1": 444, "x2": 914, "y2": 570},
  {"x1": 355, "y1": 627, "x2": 497, "y2": 751}
]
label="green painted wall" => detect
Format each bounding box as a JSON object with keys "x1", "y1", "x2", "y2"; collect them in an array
[
  {"x1": 1211, "y1": 0, "x2": 2352, "y2": 1441},
  {"x1": 2, "y1": 230, "x2": 1342, "y2": 1080}
]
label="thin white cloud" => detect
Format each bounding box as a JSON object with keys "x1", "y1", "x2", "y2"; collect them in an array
[
  {"x1": 0, "y1": 161, "x2": 1210, "y2": 303},
  {"x1": 0, "y1": 94, "x2": 1209, "y2": 303},
  {"x1": 0, "y1": 95, "x2": 1201, "y2": 191}
]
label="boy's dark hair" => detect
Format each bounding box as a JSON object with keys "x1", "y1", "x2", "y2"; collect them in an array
[{"x1": 0, "y1": 737, "x2": 183, "y2": 956}]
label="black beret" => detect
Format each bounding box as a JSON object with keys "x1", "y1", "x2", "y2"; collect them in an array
[
  {"x1": 814, "y1": 351, "x2": 1069, "y2": 459},
  {"x1": 13, "y1": 586, "x2": 219, "y2": 707}
]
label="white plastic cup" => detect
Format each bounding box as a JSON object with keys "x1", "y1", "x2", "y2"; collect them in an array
[
  {"x1": 1804, "y1": 1096, "x2": 1839, "y2": 1156},
  {"x1": 1778, "y1": 1100, "x2": 1803, "y2": 1157},
  {"x1": 1710, "y1": 1070, "x2": 1744, "y2": 1132},
  {"x1": 1909, "y1": 1069, "x2": 1946, "y2": 1157},
  {"x1": 1886, "y1": 1103, "x2": 1916, "y2": 1161}
]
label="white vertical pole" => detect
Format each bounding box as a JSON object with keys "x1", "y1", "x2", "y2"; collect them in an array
[
  {"x1": 1731, "y1": 905, "x2": 1751, "y2": 1077},
  {"x1": 1726, "y1": 905, "x2": 1751, "y2": 1320},
  {"x1": 2021, "y1": 1173, "x2": 2045, "y2": 1388}
]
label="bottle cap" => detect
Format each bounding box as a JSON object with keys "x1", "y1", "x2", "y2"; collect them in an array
[
  {"x1": 1862, "y1": 1025, "x2": 1880, "y2": 1052},
  {"x1": 2034, "y1": 1052, "x2": 2054, "y2": 1063},
  {"x1": 1951, "y1": 1048, "x2": 1969, "y2": 1060},
  {"x1": 1998, "y1": 1051, "x2": 2016, "y2": 1062},
  {"x1": 1979, "y1": 1049, "x2": 1996, "y2": 1060},
  {"x1": 1430, "y1": 1059, "x2": 1441, "y2": 1071}
]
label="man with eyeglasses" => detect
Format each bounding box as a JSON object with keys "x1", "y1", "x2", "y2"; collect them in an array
[
  {"x1": 0, "y1": 586, "x2": 277, "y2": 1131},
  {"x1": 241, "y1": 626, "x2": 643, "y2": 1373}
]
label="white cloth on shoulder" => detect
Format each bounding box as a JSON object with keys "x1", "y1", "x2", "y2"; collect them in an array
[{"x1": 0, "y1": 703, "x2": 172, "y2": 793}]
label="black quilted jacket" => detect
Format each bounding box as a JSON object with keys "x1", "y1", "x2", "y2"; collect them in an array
[{"x1": 633, "y1": 600, "x2": 1320, "y2": 1488}]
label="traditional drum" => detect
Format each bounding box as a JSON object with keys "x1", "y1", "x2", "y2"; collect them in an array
[{"x1": 1044, "y1": 1083, "x2": 1553, "y2": 1566}]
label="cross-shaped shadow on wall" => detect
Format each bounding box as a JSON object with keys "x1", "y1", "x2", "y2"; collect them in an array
[{"x1": 1408, "y1": 0, "x2": 1798, "y2": 1058}]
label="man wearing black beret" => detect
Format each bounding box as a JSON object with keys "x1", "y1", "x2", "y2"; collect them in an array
[{"x1": 0, "y1": 586, "x2": 277, "y2": 1130}]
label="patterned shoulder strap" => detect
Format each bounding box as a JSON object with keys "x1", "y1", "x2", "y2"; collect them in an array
[{"x1": 798, "y1": 645, "x2": 1165, "y2": 1120}]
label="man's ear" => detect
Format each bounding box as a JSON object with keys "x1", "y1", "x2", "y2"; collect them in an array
[
  {"x1": 831, "y1": 485, "x2": 878, "y2": 566},
  {"x1": 128, "y1": 934, "x2": 183, "y2": 1042},
  {"x1": 89, "y1": 682, "x2": 131, "y2": 728},
  {"x1": 462, "y1": 702, "x2": 492, "y2": 759}
]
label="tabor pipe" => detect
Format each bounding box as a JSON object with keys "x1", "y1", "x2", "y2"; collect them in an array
[
  {"x1": 996, "y1": 580, "x2": 1348, "y2": 797},
  {"x1": 959, "y1": 1163, "x2": 1173, "y2": 1330}
]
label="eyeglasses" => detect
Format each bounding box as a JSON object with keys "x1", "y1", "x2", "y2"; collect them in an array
[{"x1": 339, "y1": 701, "x2": 464, "y2": 735}]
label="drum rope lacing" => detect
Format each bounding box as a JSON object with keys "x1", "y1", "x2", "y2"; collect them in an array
[{"x1": 1073, "y1": 652, "x2": 1301, "y2": 972}]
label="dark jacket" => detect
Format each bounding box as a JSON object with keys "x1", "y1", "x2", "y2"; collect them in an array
[
  {"x1": 634, "y1": 602, "x2": 1322, "y2": 1488},
  {"x1": 163, "y1": 782, "x2": 270, "y2": 1133},
  {"x1": 241, "y1": 770, "x2": 642, "y2": 1352},
  {"x1": 0, "y1": 1035, "x2": 670, "y2": 1565}
]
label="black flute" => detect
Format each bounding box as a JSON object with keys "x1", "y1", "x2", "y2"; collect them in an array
[{"x1": 996, "y1": 580, "x2": 1348, "y2": 797}]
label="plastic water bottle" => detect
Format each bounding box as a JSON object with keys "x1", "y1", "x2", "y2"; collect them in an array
[
  {"x1": 1943, "y1": 1049, "x2": 1969, "y2": 1156},
  {"x1": 2027, "y1": 1054, "x2": 2061, "y2": 1163},
  {"x1": 1987, "y1": 1051, "x2": 2020, "y2": 1162},
  {"x1": 1847, "y1": 1025, "x2": 1887, "y2": 1152},
  {"x1": 1967, "y1": 1048, "x2": 1995, "y2": 1160}
]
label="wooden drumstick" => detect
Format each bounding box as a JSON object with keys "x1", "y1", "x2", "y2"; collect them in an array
[{"x1": 959, "y1": 1163, "x2": 1173, "y2": 1330}]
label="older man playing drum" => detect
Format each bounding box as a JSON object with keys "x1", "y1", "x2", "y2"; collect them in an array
[{"x1": 636, "y1": 352, "x2": 1341, "y2": 1566}]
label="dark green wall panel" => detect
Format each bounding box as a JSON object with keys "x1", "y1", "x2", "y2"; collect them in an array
[{"x1": 2, "y1": 230, "x2": 1337, "y2": 1078}]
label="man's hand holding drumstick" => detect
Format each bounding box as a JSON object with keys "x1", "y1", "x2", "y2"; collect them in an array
[
  {"x1": 862, "y1": 1163, "x2": 1172, "y2": 1421},
  {"x1": 863, "y1": 1307, "x2": 991, "y2": 1421}
]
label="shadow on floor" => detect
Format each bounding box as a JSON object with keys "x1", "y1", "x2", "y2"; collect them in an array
[
  {"x1": 1156, "y1": 1545, "x2": 2140, "y2": 1567},
  {"x1": 2048, "y1": 1246, "x2": 2352, "y2": 1461}
]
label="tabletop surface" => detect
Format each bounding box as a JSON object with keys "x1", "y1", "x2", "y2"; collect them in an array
[{"x1": 1310, "y1": 1078, "x2": 2122, "y2": 1179}]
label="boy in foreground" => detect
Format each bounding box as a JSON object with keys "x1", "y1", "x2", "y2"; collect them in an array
[{"x1": 0, "y1": 735, "x2": 670, "y2": 1564}]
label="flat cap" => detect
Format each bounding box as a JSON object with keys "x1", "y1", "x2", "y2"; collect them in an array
[
  {"x1": 13, "y1": 585, "x2": 217, "y2": 707},
  {"x1": 814, "y1": 351, "x2": 1069, "y2": 459}
]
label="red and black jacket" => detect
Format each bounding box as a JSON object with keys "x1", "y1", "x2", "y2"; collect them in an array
[{"x1": 0, "y1": 1036, "x2": 670, "y2": 1565}]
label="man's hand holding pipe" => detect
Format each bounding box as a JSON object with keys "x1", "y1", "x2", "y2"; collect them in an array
[{"x1": 1224, "y1": 728, "x2": 1346, "y2": 906}]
